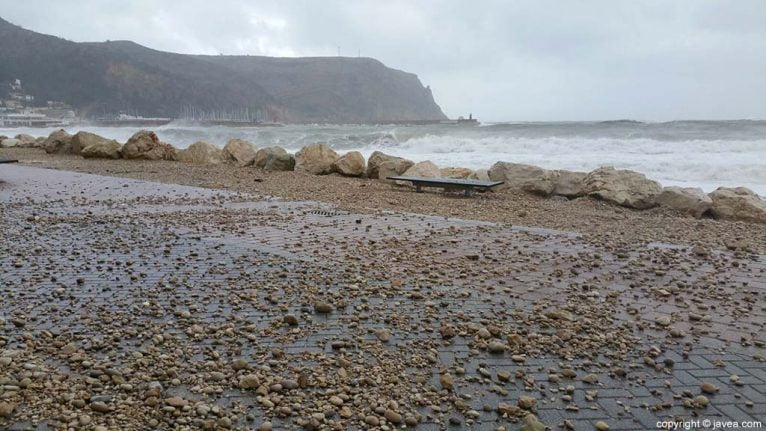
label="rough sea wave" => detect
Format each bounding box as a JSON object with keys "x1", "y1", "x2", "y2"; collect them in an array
[{"x1": 3, "y1": 120, "x2": 765, "y2": 195}]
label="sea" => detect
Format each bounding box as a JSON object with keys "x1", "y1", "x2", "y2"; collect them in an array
[{"x1": 3, "y1": 120, "x2": 765, "y2": 196}]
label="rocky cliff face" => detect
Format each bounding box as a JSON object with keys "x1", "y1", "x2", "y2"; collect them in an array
[
  {"x1": 198, "y1": 55, "x2": 446, "y2": 123},
  {"x1": 0, "y1": 17, "x2": 446, "y2": 122}
]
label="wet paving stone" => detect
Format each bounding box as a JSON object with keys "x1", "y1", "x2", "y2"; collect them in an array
[{"x1": 0, "y1": 165, "x2": 764, "y2": 430}]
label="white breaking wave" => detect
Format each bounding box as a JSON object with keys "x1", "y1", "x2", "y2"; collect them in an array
[{"x1": 348, "y1": 135, "x2": 766, "y2": 195}]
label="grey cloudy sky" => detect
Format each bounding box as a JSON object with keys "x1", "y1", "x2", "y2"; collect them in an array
[{"x1": 2, "y1": 0, "x2": 765, "y2": 121}]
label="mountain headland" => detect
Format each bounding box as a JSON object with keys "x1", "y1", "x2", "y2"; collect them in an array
[{"x1": 0, "y1": 17, "x2": 446, "y2": 123}]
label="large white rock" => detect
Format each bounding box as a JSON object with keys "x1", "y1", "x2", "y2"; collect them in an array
[
  {"x1": 222, "y1": 139, "x2": 257, "y2": 166},
  {"x1": 332, "y1": 151, "x2": 366, "y2": 177},
  {"x1": 122, "y1": 130, "x2": 177, "y2": 161},
  {"x1": 43, "y1": 130, "x2": 75, "y2": 154},
  {"x1": 583, "y1": 167, "x2": 662, "y2": 209},
  {"x1": 177, "y1": 141, "x2": 223, "y2": 165},
  {"x1": 656, "y1": 186, "x2": 713, "y2": 218},
  {"x1": 488, "y1": 162, "x2": 558, "y2": 195},
  {"x1": 253, "y1": 146, "x2": 288, "y2": 168},
  {"x1": 552, "y1": 170, "x2": 587, "y2": 198},
  {"x1": 367, "y1": 151, "x2": 414, "y2": 179},
  {"x1": 81, "y1": 140, "x2": 122, "y2": 159},
  {"x1": 709, "y1": 187, "x2": 766, "y2": 224},
  {"x1": 294, "y1": 143, "x2": 339, "y2": 175}
]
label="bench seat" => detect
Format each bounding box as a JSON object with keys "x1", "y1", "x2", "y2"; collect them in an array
[{"x1": 386, "y1": 176, "x2": 504, "y2": 196}]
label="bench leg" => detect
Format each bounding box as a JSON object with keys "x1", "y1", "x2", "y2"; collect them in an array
[{"x1": 415, "y1": 184, "x2": 423, "y2": 193}]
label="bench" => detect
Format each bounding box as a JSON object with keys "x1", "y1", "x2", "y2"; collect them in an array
[
  {"x1": 386, "y1": 176, "x2": 504, "y2": 196},
  {"x1": 0, "y1": 158, "x2": 19, "y2": 164}
]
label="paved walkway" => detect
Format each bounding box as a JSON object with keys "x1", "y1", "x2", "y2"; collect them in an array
[{"x1": 1, "y1": 165, "x2": 764, "y2": 430}]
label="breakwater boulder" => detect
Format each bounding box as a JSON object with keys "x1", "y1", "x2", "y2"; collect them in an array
[
  {"x1": 122, "y1": 130, "x2": 177, "y2": 161},
  {"x1": 254, "y1": 146, "x2": 287, "y2": 169},
  {"x1": 43, "y1": 130, "x2": 75, "y2": 154},
  {"x1": 81, "y1": 139, "x2": 122, "y2": 159},
  {"x1": 709, "y1": 187, "x2": 766, "y2": 224},
  {"x1": 295, "y1": 143, "x2": 339, "y2": 175},
  {"x1": 178, "y1": 141, "x2": 223, "y2": 165},
  {"x1": 0, "y1": 138, "x2": 21, "y2": 148},
  {"x1": 394, "y1": 160, "x2": 440, "y2": 186},
  {"x1": 469, "y1": 169, "x2": 490, "y2": 181},
  {"x1": 440, "y1": 167, "x2": 474, "y2": 179},
  {"x1": 264, "y1": 152, "x2": 295, "y2": 171},
  {"x1": 222, "y1": 139, "x2": 257, "y2": 166},
  {"x1": 367, "y1": 151, "x2": 414, "y2": 179},
  {"x1": 656, "y1": 186, "x2": 712, "y2": 218},
  {"x1": 552, "y1": 170, "x2": 587, "y2": 198},
  {"x1": 332, "y1": 151, "x2": 366, "y2": 177},
  {"x1": 378, "y1": 159, "x2": 415, "y2": 183},
  {"x1": 489, "y1": 162, "x2": 558, "y2": 195},
  {"x1": 403, "y1": 161, "x2": 440, "y2": 178},
  {"x1": 14, "y1": 134, "x2": 37, "y2": 147},
  {"x1": 72, "y1": 132, "x2": 112, "y2": 155},
  {"x1": 583, "y1": 167, "x2": 662, "y2": 209}
]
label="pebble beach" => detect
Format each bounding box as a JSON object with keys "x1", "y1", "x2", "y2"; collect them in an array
[
  {"x1": 3, "y1": 146, "x2": 766, "y2": 254},
  {"x1": 1, "y1": 137, "x2": 766, "y2": 430}
]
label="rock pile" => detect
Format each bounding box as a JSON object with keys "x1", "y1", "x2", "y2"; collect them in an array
[{"x1": 8, "y1": 130, "x2": 766, "y2": 224}]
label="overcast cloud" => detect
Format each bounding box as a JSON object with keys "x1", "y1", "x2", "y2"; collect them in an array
[{"x1": 2, "y1": 0, "x2": 765, "y2": 121}]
